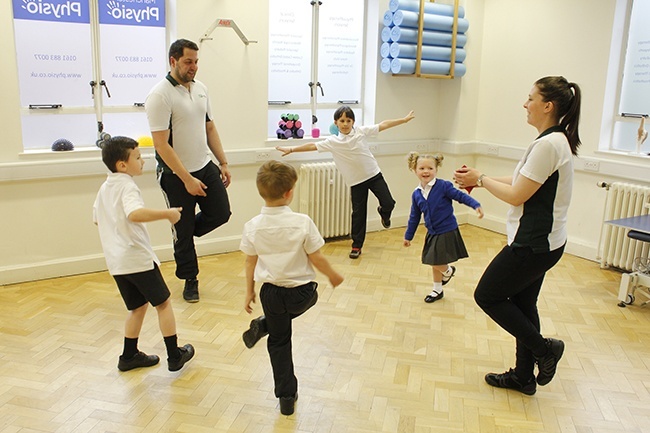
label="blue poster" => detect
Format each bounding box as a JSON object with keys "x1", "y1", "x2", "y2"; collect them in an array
[{"x1": 12, "y1": 0, "x2": 90, "y2": 24}]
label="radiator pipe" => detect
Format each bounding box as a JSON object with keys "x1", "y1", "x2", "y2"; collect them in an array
[{"x1": 596, "y1": 181, "x2": 612, "y2": 263}]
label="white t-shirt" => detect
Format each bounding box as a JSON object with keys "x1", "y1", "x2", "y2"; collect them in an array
[
  {"x1": 93, "y1": 173, "x2": 159, "y2": 275},
  {"x1": 315, "y1": 124, "x2": 381, "y2": 186},
  {"x1": 240, "y1": 206, "x2": 325, "y2": 287},
  {"x1": 145, "y1": 75, "x2": 212, "y2": 173},
  {"x1": 506, "y1": 128, "x2": 574, "y2": 252}
]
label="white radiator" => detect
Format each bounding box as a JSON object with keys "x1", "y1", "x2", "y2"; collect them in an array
[
  {"x1": 299, "y1": 162, "x2": 351, "y2": 239},
  {"x1": 600, "y1": 182, "x2": 650, "y2": 271}
]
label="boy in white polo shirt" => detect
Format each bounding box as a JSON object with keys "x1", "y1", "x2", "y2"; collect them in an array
[
  {"x1": 240, "y1": 160, "x2": 344, "y2": 416},
  {"x1": 276, "y1": 106, "x2": 415, "y2": 259},
  {"x1": 93, "y1": 136, "x2": 195, "y2": 372}
]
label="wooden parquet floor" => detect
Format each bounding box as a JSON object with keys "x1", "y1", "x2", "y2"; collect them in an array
[{"x1": 2, "y1": 225, "x2": 650, "y2": 433}]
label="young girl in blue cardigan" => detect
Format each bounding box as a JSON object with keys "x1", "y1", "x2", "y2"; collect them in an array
[{"x1": 403, "y1": 152, "x2": 483, "y2": 303}]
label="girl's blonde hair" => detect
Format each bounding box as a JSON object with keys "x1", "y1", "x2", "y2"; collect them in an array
[{"x1": 406, "y1": 151, "x2": 444, "y2": 171}]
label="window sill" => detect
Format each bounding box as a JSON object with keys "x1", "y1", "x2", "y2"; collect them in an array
[
  {"x1": 595, "y1": 148, "x2": 650, "y2": 160},
  {"x1": 19, "y1": 146, "x2": 156, "y2": 159},
  {"x1": 1, "y1": 147, "x2": 157, "y2": 183}
]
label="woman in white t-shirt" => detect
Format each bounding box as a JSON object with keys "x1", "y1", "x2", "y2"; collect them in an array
[{"x1": 454, "y1": 76, "x2": 582, "y2": 396}]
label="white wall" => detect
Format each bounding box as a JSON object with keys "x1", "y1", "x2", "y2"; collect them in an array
[{"x1": 1, "y1": 0, "x2": 647, "y2": 285}]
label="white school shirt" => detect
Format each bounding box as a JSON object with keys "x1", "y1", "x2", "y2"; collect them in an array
[
  {"x1": 93, "y1": 173, "x2": 159, "y2": 275},
  {"x1": 315, "y1": 124, "x2": 380, "y2": 186},
  {"x1": 240, "y1": 206, "x2": 325, "y2": 287},
  {"x1": 417, "y1": 178, "x2": 437, "y2": 199}
]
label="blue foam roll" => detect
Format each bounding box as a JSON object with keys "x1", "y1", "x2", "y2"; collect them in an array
[
  {"x1": 383, "y1": 10, "x2": 394, "y2": 27},
  {"x1": 380, "y1": 42, "x2": 392, "y2": 59},
  {"x1": 390, "y1": 42, "x2": 466, "y2": 62},
  {"x1": 390, "y1": 26, "x2": 467, "y2": 48},
  {"x1": 380, "y1": 57, "x2": 392, "y2": 73},
  {"x1": 389, "y1": 0, "x2": 465, "y2": 19},
  {"x1": 392, "y1": 9, "x2": 469, "y2": 33},
  {"x1": 381, "y1": 26, "x2": 393, "y2": 42},
  {"x1": 390, "y1": 58, "x2": 467, "y2": 77}
]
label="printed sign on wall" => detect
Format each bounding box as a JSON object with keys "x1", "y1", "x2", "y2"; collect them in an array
[
  {"x1": 619, "y1": 0, "x2": 650, "y2": 115},
  {"x1": 98, "y1": 0, "x2": 167, "y2": 107},
  {"x1": 268, "y1": 0, "x2": 312, "y2": 105},
  {"x1": 317, "y1": 0, "x2": 364, "y2": 104},
  {"x1": 12, "y1": 0, "x2": 94, "y2": 107}
]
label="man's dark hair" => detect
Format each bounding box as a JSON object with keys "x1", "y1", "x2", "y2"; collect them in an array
[{"x1": 169, "y1": 39, "x2": 199, "y2": 62}]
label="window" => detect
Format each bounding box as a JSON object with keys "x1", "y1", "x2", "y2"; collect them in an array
[
  {"x1": 267, "y1": 0, "x2": 366, "y2": 139},
  {"x1": 12, "y1": 0, "x2": 169, "y2": 151},
  {"x1": 600, "y1": 0, "x2": 650, "y2": 155}
]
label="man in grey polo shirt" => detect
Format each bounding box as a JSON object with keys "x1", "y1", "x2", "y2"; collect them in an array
[{"x1": 145, "y1": 39, "x2": 231, "y2": 303}]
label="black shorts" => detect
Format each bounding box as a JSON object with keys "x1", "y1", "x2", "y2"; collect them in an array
[{"x1": 113, "y1": 263, "x2": 171, "y2": 310}]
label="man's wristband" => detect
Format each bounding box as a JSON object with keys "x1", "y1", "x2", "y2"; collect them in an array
[{"x1": 220, "y1": 162, "x2": 229, "y2": 166}]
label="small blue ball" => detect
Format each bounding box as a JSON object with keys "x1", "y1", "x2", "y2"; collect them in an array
[
  {"x1": 51, "y1": 138, "x2": 74, "y2": 151},
  {"x1": 329, "y1": 124, "x2": 339, "y2": 135}
]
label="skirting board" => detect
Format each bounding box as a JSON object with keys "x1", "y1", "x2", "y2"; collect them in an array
[{"x1": 0, "y1": 236, "x2": 242, "y2": 286}]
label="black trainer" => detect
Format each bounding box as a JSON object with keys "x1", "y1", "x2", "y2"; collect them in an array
[
  {"x1": 117, "y1": 351, "x2": 160, "y2": 372},
  {"x1": 279, "y1": 393, "x2": 298, "y2": 415},
  {"x1": 349, "y1": 248, "x2": 362, "y2": 259},
  {"x1": 485, "y1": 368, "x2": 536, "y2": 395},
  {"x1": 243, "y1": 316, "x2": 268, "y2": 348},
  {"x1": 441, "y1": 266, "x2": 456, "y2": 286},
  {"x1": 536, "y1": 338, "x2": 564, "y2": 385},
  {"x1": 168, "y1": 344, "x2": 195, "y2": 371},
  {"x1": 183, "y1": 279, "x2": 199, "y2": 303},
  {"x1": 377, "y1": 206, "x2": 391, "y2": 229}
]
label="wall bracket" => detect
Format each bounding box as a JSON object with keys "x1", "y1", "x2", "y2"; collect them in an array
[{"x1": 200, "y1": 18, "x2": 258, "y2": 46}]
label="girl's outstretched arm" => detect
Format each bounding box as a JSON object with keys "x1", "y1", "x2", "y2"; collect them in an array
[
  {"x1": 275, "y1": 142, "x2": 318, "y2": 156},
  {"x1": 378, "y1": 110, "x2": 415, "y2": 132}
]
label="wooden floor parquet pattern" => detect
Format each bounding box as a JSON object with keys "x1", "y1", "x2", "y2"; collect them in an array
[{"x1": 2, "y1": 225, "x2": 650, "y2": 432}]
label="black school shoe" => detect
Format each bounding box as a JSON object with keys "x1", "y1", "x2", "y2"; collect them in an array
[
  {"x1": 168, "y1": 344, "x2": 195, "y2": 371},
  {"x1": 424, "y1": 291, "x2": 444, "y2": 303},
  {"x1": 183, "y1": 279, "x2": 199, "y2": 303},
  {"x1": 485, "y1": 368, "x2": 536, "y2": 395},
  {"x1": 243, "y1": 316, "x2": 268, "y2": 348},
  {"x1": 441, "y1": 266, "x2": 456, "y2": 286},
  {"x1": 118, "y1": 351, "x2": 160, "y2": 372},
  {"x1": 279, "y1": 393, "x2": 298, "y2": 415},
  {"x1": 535, "y1": 338, "x2": 565, "y2": 385}
]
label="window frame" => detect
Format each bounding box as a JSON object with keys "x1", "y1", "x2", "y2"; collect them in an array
[
  {"x1": 599, "y1": 0, "x2": 650, "y2": 156},
  {"x1": 267, "y1": 0, "x2": 377, "y2": 140},
  {"x1": 12, "y1": 0, "x2": 172, "y2": 152}
]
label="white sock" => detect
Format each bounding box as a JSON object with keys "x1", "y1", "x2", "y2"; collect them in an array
[
  {"x1": 431, "y1": 282, "x2": 443, "y2": 295},
  {"x1": 443, "y1": 266, "x2": 453, "y2": 277}
]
